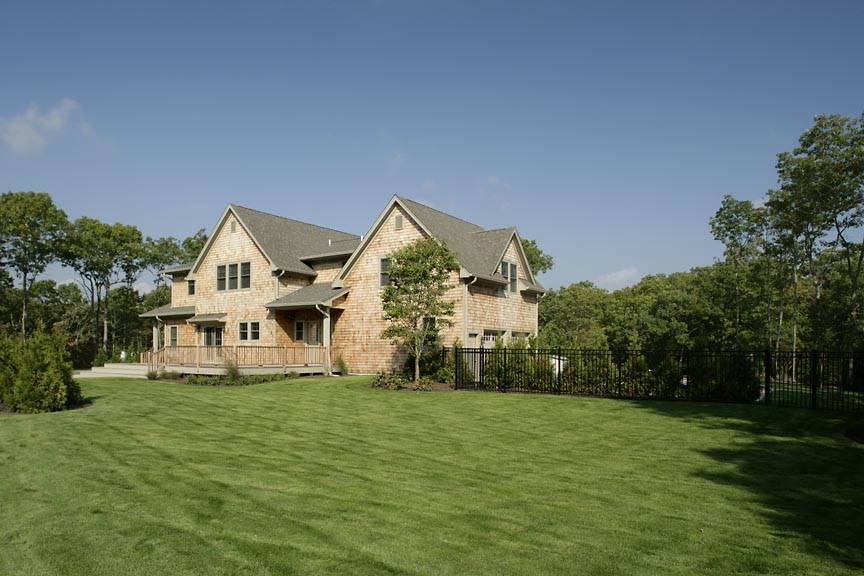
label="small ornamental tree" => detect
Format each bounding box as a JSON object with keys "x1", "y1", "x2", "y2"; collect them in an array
[{"x1": 381, "y1": 238, "x2": 459, "y2": 381}]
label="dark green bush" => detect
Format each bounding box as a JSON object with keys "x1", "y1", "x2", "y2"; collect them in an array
[
  {"x1": 334, "y1": 356, "x2": 349, "y2": 375},
  {"x1": 0, "y1": 329, "x2": 82, "y2": 413},
  {"x1": 371, "y1": 372, "x2": 408, "y2": 390},
  {"x1": 92, "y1": 347, "x2": 109, "y2": 368},
  {"x1": 185, "y1": 372, "x2": 289, "y2": 387},
  {"x1": 146, "y1": 370, "x2": 158, "y2": 380}
]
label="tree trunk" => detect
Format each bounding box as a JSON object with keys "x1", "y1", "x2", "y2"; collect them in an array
[
  {"x1": 414, "y1": 349, "x2": 420, "y2": 382},
  {"x1": 21, "y1": 272, "x2": 29, "y2": 338}
]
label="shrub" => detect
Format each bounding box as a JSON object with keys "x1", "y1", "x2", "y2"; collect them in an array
[
  {"x1": 159, "y1": 371, "x2": 183, "y2": 380},
  {"x1": 185, "y1": 372, "x2": 289, "y2": 387},
  {"x1": 402, "y1": 346, "x2": 445, "y2": 379},
  {"x1": 146, "y1": 370, "x2": 158, "y2": 380},
  {"x1": 411, "y1": 377, "x2": 433, "y2": 391},
  {"x1": 285, "y1": 371, "x2": 300, "y2": 379},
  {"x1": 92, "y1": 347, "x2": 109, "y2": 368},
  {"x1": 371, "y1": 372, "x2": 408, "y2": 390},
  {"x1": 0, "y1": 329, "x2": 81, "y2": 413},
  {"x1": 334, "y1": 355, "x2": 349, "y2": 375},
  {"x1": 225, "y1": 361, "x2": 241, "y2": 385}
]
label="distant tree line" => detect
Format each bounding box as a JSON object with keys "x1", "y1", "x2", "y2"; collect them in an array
[
  {"x1": 538, "y1": 113, "x2": 864, "y2": 353},
  {"x1": 0, "y1": 191, "x2": 206, "y2": 367}
]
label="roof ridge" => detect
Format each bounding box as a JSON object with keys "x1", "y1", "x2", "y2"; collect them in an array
[
  {"x1": 397, "y1": 196, "x2": 485, "y2": 231},
  {"x1": 471, "y1": 226, "x2": 516, "y2": 235},
  {"x1": 230, "y1": 203, "x2": 359, "y2": 238}
]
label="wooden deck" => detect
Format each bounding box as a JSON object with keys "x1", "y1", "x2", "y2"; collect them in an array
[{"x1": 143, "y1": 345, "x2": 327, "y2": 375}]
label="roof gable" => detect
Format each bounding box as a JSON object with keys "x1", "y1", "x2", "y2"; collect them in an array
[
  {"x1": 336, "y1": 196, "x2": 536, "y2": 284},
  {"x1": 189, "y1": 204, "x2": 360, "y2": 278}
]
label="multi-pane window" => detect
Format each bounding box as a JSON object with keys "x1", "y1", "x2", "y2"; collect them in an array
[
  {"x1": 380, "y1": 258, "x2": 391, "y2": 287},
  {"x1": 239, "y1": 321, "x2": 260, "y2": 341},
  {"x1": 204, "y1": 327, "x2": 223, "y2": 346},
  {"x1": 216, "y1": 265, "x2": 226, "y2": 291},
  {"x1": 501, "y1": 261, "x2": 518, "y2": 293},
  {"x1": 228, "y1": 263, "x2": 238, "y2": 290},
  {"x1": 187, "y1": 280, "x2": 195, "y2": 295},
  {"x1": 169, "y1": 326, "x2": 177, "y2": 347},
  {"x1": 294, "y1": 321, "x2": 304, "y2": 342},
  {"x1": 240, "y1": 262, "x2": 251, "y2": 289},
  {"x1": 216, "y1": 261, "x2": 250, "y2": 291}
]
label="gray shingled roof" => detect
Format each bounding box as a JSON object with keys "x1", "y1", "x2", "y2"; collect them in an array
[
  {"x1": 188, "y1": 312, "x2": 227, "y2": 323},
  {"x1": 396, "y1": 197, "x2": 546, "y2": 293},
  {"x1": 397, "y1": 197, "x2": 517, "y2": 277},
  {"x1": 264, "y1": 284, "x2": 349, "y2": 309},
  {"x1": 231, "y1": 204, "x2": 360, "y2": 276},
  {"x1": 139, "y1": 304, "x2": 195, "y2": 318}
]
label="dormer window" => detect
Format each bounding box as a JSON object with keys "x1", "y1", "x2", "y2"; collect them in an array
[{"x1": 501, "y1": 261, "x2": 517, "y2": 293}]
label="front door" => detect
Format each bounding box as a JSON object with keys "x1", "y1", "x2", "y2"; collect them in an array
[{"x1": 203, "y1": 326, "x2": 223, "y2": 346}]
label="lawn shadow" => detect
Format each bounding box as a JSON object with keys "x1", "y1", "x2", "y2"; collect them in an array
[{"x1": 630, "y1": 400, "x2": 864, "y2": 569}]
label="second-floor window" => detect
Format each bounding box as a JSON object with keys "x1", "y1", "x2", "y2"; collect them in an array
[
  {"x1": 217, "y1": 261, "x2": 251, "y2": 291},
  {"x1": 187, "y1": 280, "x2": 195, "y2": 295},
  {"x1": 501, "y1": 261, "x2": 518, "y2": 293},
  {"x1": 380, "y1": 258, "x2": 391, "y2": 287}
]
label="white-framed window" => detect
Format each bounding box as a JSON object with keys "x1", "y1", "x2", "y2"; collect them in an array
[
  {"x1": 482, "y1": 329, "x2": 504, "y2": 345},
  {"x1": 238, "y1": 321, "x2": 260, "y2": 342},
  {"x1": 217, "y1": 261, "x2": 251, "y2": 291},
  {"x1": 169, "y1": 326, "x2": 178, "y2": 347},
  {"x1": 500, "y1": 261, "x2": 518, "y2": 293},
  {"x1": 380, "y1": 257, "x2": 391, "y2": 287},
  {"x1": 187, "y1": 280, "x2": 195, "y2": 295}
]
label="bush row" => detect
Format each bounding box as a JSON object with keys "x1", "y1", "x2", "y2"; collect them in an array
[{"x1": 184, "y1": 371, "x2": 299, "y2": 387}]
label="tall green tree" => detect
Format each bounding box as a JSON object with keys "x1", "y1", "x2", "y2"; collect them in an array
[
  {"x1": 520, "y1": 238, "x2": 554, "y2": 275},
  {"x1": 381, "y1": 238, "x2": 459, "y2": 381},
  {"x1": 0, "y1": 192, "x2": 68, "y2": 336}
]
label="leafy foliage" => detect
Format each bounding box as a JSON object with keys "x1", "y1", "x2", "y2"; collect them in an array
[
  {"x1": 0, "y1": 328, "x2": 81, "y2": 413},
  {"x1": 520, "y1": 238, "x2": 554, "y2": 275},
  {"x1": 381, "y1": 238, "x2": 459, "y2": 381}
]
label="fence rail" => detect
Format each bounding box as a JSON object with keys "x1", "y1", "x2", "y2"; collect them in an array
[{"x1": 450, "y1": 348, "x2": 864, "y2": 413}]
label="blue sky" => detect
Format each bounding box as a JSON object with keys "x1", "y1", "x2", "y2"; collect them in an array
[{"x1": 1, "y1": 0, "x2": 862, "y2": 290}]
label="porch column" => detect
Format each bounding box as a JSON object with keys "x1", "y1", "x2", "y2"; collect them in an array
[
  {"x1": 322, "y1": 309, "x2": 331, "y2": 376},
  {"x1": 152, "y1": 323, "x2": 159, "y2": 352}
]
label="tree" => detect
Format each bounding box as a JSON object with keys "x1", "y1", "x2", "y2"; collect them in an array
[
  {"x1": 710, "y1": 195, "x2": 767, "y2": 346},
  {"x1": 61, "y1": 217, "x2": 147, "y2": 353},
  {"x1": 0, "y1": 192, "x2": 68, "y2": 336},
  {"x1": 381, "y1": 238, "x2": 459, "y2": 381},
  {"x1": 520, "y1": 238, "x2": 554, "y2": 275},
  {"x1": 181, "y1": 228, "x2": 208, "y2": 262}
]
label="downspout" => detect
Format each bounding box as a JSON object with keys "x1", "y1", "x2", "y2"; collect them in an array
[{"x1": 463, "y1": 276, "x2": 478, "y2": 346}]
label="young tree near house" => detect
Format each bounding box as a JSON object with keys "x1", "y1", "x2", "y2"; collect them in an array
[
  {"x1": 0, "y1": 192, "x2": 68, "y2": 336},
  {"x1": 381, "y1": 238, "x2": 459, "y2": 381},
  {"x1": 520, "y1": 238, "x2": 554, "y2": 275},
  {"x1": 181, "y1": 228, "x2": 208, "y2": 262}
]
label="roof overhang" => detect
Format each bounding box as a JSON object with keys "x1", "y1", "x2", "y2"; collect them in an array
[
  {"x1": 265, "y1": 287, "x2": 349, "y2": 310},
  {"x1": 187, "y1": 312, "x2": 227, "y2": 324},
  {"x1": 139, "y1": 305, "x2": 195, "y2": 319}
]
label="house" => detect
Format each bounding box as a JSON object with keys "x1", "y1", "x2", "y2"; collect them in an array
[{"x1": 140, "y1": 196, "x2": 545, "y2": 374}]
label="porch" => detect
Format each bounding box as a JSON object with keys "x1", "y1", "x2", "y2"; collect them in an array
[{"x1": 143, "y1": 344, "x2": 326, "y2": 375}]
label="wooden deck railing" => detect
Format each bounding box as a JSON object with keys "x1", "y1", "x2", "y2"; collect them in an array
[{"x1": 145, "y1": 345, "x2": 324, "y2": 369}]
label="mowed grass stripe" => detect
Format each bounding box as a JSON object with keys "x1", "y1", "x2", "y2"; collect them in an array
[{"x1": 1, "y1": 376, "x2": 862, "y2": 575}]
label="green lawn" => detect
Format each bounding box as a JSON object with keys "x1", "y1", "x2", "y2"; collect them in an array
[{"x1": 1, "y1": 377, "x2": 863, "y2": 575}]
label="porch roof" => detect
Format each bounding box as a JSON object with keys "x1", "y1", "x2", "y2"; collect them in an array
[
  {"x1": 139, "y1": 304, "x2": 196, "y2": 319},
  {"x1": 264, "y1": 284, "x2": 349, "y2": 310},
  {"x1": 187, "y1": 312, "x2": 227, "y2": 324}
]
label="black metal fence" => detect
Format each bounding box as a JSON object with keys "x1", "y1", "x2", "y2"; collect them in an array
[{"x1": 450, "y1": 348, "x2": 864, "y2": 413}]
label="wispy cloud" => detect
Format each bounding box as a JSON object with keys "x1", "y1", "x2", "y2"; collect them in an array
[
  {"x1": 0, "y1": 98, "x2": 90, "y2": 155},
  {"x1": 596, "y1": 267, "x2": 641, "y2": 290}
]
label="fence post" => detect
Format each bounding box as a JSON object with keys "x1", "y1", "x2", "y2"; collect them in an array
[
  {"x1": 557, "y1": 347, "x2": 563, "y2": 393},
  {"x1": 763, "y1": 349, "x2": 771, "y2": 405},
  {"x1": 810, "y1": 350, "x2": 819, "y2": 409},
  {"x1": 502, "y1": 346, "x2": 508, "y2": 392}
]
